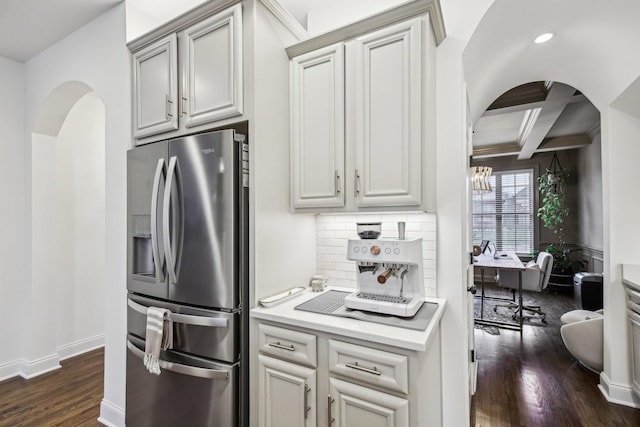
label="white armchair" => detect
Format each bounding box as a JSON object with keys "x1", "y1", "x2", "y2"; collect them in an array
[
  {"x1": 494, "y1": 251, "x2": 554, "y2": 321},
  {"x1": 560, "y1": 310, "x2": 604, "y2": 373}
]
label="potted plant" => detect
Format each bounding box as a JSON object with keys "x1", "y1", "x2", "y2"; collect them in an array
[{"x1": 536, "y1": 153, "x2": 584, "y2": 286}]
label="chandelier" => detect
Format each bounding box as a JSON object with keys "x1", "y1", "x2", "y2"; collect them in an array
[{"x1": 471, "y1": 166, "x2": 492, "y2": 192}]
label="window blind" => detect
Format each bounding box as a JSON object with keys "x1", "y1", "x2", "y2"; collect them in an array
[{"x1": 472, "y1": 169, "x2": 534, "y2": 254}]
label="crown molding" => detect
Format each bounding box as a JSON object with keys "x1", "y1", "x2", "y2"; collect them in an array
[
  {"x1": 128, "y1": 0, "x2": 242, "y2": 52},
  {"x1": 259, "y1": 0, "x2": 309, "y2": 41},
  {"x1": 285, "y1": 0, "x2": 446, "y2": 59}
]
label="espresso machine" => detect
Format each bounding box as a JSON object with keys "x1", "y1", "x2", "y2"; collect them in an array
[{"x1": 344, "y1": 224, "x2": 425, "y2": 317}]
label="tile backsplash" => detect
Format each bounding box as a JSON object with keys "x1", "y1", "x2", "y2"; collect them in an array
[{"x1": 316, "y1": 212, "x2": 437, "y2": 297}]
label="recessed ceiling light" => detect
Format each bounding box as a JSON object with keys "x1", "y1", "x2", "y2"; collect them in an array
[{"x1": 534, "y1": 32, "x2": 554, "y2": 44}]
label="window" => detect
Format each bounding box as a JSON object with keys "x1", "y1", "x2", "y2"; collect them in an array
[{"x1": 472, "y1": 169, "x2": 534, "y2": 254}]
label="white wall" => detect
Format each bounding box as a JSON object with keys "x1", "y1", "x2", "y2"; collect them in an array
[
  {"x1": 577, "y1": 131, "x2": 603, "y2": 251},
  {"x1": 125, "y1": 0, "x2": 208, "y2": 42},
  {"x1": 601, "y1": 106, "x2": 640, "y2": 406},
  {"x1": 0, "y1": 57, "x2": 26, "y2": 379},
  {"x1": 436, "y1": 35, "x2": 472, "y2": 427},
  {"x1": 249, "y1": 1, "x2": 317, "y2": 303},
  {"x1": 28, "y1": 93, "x2": 106, "y2": 371},
  {"x1": 24, "y1": 4, "x2": 130, "y2": 425},
  {"x1": 55, "y1": 93, "x2": 106, "y2": 357},
  {"x1": 305, "y1": 0, "x2": 405, "y2": 35}
]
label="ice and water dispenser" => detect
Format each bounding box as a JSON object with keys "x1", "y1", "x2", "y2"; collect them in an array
[{"x1": 132, "y1": 215, "x2": 154, "y2": 277}]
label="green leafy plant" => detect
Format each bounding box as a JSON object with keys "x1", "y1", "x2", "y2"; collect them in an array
[
  {"x1": 537, "y1": 168, "x2": 569, "y2": 247},
  {"x1": 536, "y1": 155, "x2": 585, "y2": 275}
]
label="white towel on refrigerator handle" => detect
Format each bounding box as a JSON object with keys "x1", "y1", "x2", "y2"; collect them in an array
[{"x1": 143, "y1": 307, "x2": 173, "y2": 375}]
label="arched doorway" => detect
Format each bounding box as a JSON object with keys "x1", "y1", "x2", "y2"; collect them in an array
[
  {"x1": 462, "y1": 0, "x2": 640, "y2": 416},
  {"x1": 27, "y1": 81, "x2": 106, "y2": 371}
]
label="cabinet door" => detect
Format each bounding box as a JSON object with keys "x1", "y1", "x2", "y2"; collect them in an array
[
  {"x1": 290, "y1": 43, "x2": 345, "y2": 208},
  {"x1": 132, "y1": 34, "x2": 178, "y2": 140},
  {"x1": 328, "y1": 378, "x2": 409, "y2": 427},
  {"x1": 180, "y1": 4, "x2": 243, "y2": 128},
  {"x1": 258, "y1": 355, "x2": 316, "y2": 427},
  {"x1": 348, "y1": 18, "x2": 422, "y2": 207}
]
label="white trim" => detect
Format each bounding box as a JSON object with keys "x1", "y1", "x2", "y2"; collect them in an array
[
  {"x1": 599, "y1": 371, "x2": 640, "y2": 409},
  {"x1": 127, "y1": 0, "x2": 242, "y2": 52},
  {"x1": 285, "y1": 0, "x2": 446, "y2": 58},
  {"x1": 0, "y1": 359, "x2": 22, "y2": 382},
  {"x1": 20, "y1": 354, "x2": 61, "y2": 379},
  {"x1": 0, "y1": 337, "x2": 104, "y2": 382},
  {"x1": 259, "y1": 0, "x2": 308, "y2": 41},
  {"x1": 98, "y1": 398, "x2": 125, "y2": 427},
  {"x1": 57, "y1": 334, "x2": 105, "y2": 361}
]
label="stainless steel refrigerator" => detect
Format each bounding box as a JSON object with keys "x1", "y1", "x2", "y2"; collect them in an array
[{"x1": 126, "y1": 128, "x2": 249, "y2": 427}]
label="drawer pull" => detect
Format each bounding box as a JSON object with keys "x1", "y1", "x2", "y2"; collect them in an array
[
  {"x1": 304, "y1": 384, "x2": 311, "y2": 419},
  {"x1": 268, "y1": 341, "x2": 295, "y2": 352},
  {"x1": 328, "y1": 395, "x2": 335, "y2": 425},
  {"x1": 345, "y1": 361, "x2": 381, "y2": 376}
]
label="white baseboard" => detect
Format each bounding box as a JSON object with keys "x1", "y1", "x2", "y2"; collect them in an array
[
  {"x1": 98, "y1": 398, "x2": 125, "y2": 427},
  {"x1": 57, "y1": 334, "x2": 105, "y2": 360},
  {"x1": 0, "y1": 359, "x2": 22, "y2": 382},
  {"x1": 0, "y1": 335, "x2": 105, "y2": 381},
  {"x1": 20, "y1": 353, "x2": 61, "y2": 379},
  {"x1": 599, "y1": 371, "x2": 640, "y2": 408}
]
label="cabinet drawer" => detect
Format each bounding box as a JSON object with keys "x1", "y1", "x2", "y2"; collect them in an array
[
  {"x1": 328, "y1": 339, "x2": 408, "y2": 393},
  {"x1": 258, "y1": 324, "x2": 317, "y2": 367}
]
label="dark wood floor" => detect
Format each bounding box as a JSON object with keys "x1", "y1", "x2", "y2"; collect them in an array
[
  {"x1": 471, "y1": 285, "x2": 640, "y2": 427},
  {"x1": 0, "y1": 347, "x2": 103, "y2": 427}
]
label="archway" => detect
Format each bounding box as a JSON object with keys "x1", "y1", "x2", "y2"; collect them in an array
[
  {"x1": 462, "y1": 0, "x2": 640, "y2": 411},
  {"x1": 27, "y1": 81, "x2": 106, "y2": 372}
]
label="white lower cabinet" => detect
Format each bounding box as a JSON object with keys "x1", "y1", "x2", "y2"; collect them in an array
[
  {"x1": 258, "y1": 354, "x2": 316, "y2": 427},
  {"x1": 329, "y1": 378, "x2": 409, "y2": 427},
  {"x1": 628, "y1": 310, "x2": 640, "y2": 398},
  {"x1": 256, "y1": 322, "x2": 441, "y2": 426}
]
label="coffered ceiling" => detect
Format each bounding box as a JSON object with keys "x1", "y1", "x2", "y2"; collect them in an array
[{"x1": 472, "y1": 81, "x2": 600, "y2": 160}]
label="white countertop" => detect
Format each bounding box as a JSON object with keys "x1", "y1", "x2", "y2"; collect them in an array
[{"x1": 250, "y1": 286, "x2": 446, "y2": 352}]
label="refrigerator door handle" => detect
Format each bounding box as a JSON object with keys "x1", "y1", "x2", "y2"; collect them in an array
[
  {"x1": 127, "y1": 340, "x2": 229, "y2": 380},
  {"x1": 163, "y1": 156, "x2": 179, "y2": 285},
  {"x1": 128, "y1": 298, "x2": 229, "y2": 328},
  {"x1": 150, "y1": 158, "x2": 166, "y2": 282}
]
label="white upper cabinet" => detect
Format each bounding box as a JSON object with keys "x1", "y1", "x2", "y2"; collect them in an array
[
  {"x1": 349, "y1": 18, "x2": 422, "y2": 207},
  {"x1": 290, "y1": 43, "x2": 345, "y2": 208},
  {"x1": 132, "y1": 34, "x2": 178, "y2": 139},
  {"x1": 180, "y1": 7, "x2": 243, "y2": 128},
  {"x1": 290, "y1": 16, "x2": 429, "y2": 211},
  {"x1": 131, "y1": 4, "x2": 243, "y2": 143}
]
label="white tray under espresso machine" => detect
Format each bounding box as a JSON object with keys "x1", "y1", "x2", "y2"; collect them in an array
[{"x1": 344, "y1": 222, "x2": 424, "y2": 317}]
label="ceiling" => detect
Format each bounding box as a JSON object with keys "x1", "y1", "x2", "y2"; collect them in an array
[
  {"x1": 472, "y1": 81, "x2": 600, "y2": 160},
  {"x1": 0, "y1": 0, "x2": 123, "y2": 63}
]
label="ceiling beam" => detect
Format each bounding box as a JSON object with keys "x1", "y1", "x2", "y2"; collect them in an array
[
  {"x1": 487, "y1": 81, "x2": 548, "y2": 110},
  {"x1": 482, "y1": 93, "x2": 587, "y2": 117},
  {"x1": 536, "y1": 134, "x2": 592, "y2": 152},
  {"x1": 472, "y1": 142, "x2": 522, "y2": 159},
  {"x1": 472, "y1": 134, "x2": 592, "y2": 158},
  {"x1": 517, "y1": 83, "x2": 577, "y2": 160}
]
